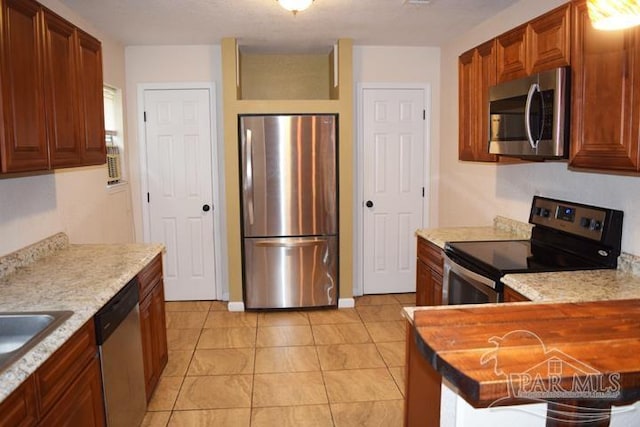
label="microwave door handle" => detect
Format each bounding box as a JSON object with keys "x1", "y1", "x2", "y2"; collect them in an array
[{"x1": 524, "y1": 83, "x2": 540, "y2": 150}]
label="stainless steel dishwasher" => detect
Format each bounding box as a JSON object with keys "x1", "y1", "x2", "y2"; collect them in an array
[{"x1": 94, "y1": 278, "x2": 147, "y2": 427}]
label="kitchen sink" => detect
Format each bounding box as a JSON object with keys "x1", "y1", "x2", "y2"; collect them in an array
[{"x1": 0, "y1": 311, "x2": 73, "y2": 373}]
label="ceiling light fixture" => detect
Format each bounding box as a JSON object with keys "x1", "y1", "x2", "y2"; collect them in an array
[
  {"x1": 587, "y1": 0, "x2": 640, "y2": 30},
  {"x1": 277, "y1": 0, "x2": 314, "y2": 15}
]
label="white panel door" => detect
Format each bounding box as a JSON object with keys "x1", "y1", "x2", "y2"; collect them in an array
[
  {"x1": 144, "y1": 89, "x2": 216, "y2": 300},
  {"x1": 363, "y1": 88, "x2": 425, "y2": 294}
]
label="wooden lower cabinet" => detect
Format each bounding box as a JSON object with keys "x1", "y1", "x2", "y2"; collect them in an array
[
  {"x1": 416, "y1": 238, "x2": 444, "y2": 306},
  {"x1": 0, "y1": 376, "x2": 38, "y2": 427},
  {"x1": 37, "y1": 356, "x2": 105, "y2": 427},
  {"x1": 503, "y1": 285, "x2": 531, "y2": 302},
  {"x1": 138, "y1": 254, "x2": 168, "y2": 401},
  {"x1": 404, "y1": 322, "x2": 441, "y2": 427},
  {"x1": 0, "y1": 321, "x2": 105, "y2": 427}
]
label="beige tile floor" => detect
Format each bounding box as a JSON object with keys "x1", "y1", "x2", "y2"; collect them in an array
[{"x1": 142, "y1": 293, "x2": 415, "y2": 427}]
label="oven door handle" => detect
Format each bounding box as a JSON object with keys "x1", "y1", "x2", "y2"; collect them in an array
[{"x1": 443, "y1": 255, "x2": 498, "y2": 304}]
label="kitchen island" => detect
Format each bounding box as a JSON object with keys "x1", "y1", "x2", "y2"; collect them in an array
[
  {"x1": 411, "y1": 218, "x2": 640, "y2": 426},
  {"x1": 404, "y1": 300, "x2": 640, "y2": 426}
]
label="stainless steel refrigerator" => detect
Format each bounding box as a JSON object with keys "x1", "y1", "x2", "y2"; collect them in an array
[{"x1": 239, "y1": 114, "x2": 338, "y2": 309}]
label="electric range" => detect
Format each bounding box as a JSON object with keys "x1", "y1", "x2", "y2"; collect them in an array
[{"x1": 443, "y1": 196, "x2": 624, "y2": 304}]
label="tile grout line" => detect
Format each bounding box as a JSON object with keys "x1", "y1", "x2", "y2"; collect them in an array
[{"x1": 148, "y1": 297, "x2": 413, "y2": 426}]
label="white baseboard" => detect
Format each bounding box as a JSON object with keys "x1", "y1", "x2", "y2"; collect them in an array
[
  {"x1": 338, "y1": 298, "x2": 355, "y2": 308},
  {"x1": 227, "y1": 301, "x2": 245, "y2": 312}
]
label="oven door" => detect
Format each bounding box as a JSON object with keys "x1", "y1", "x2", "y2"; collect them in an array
[{"x1": 443, "y1": 255, "x2": 499, "y2": 304}]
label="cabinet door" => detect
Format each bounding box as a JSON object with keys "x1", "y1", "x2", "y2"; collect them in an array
[
  {"x1": 138, "y1": 254, "x2": 168, "y2": 400},
  {"x1": 0, "y1": 0, "x2": 48, "y2": 172},
  {"x1": 0, "y1": 376, "x2": 38, "y2": 427},
  {"x1": 528, "y1": 4, "x2": 571, "y2": 74},
  {"x1": 42, "y1": 9, "x2": 82, "y2": 168},
  {"x1": 570, "y1": 1, "x2": 640, "y2": 172},
  {"x1": 76, "y1": 29, "x2": 105, "y2": 165},
  {"x1": 496, "y1": 24, "x2": 528, "y2": 83},
  {"x1": 432, "y1": 272, "x2": 443, "y2": 306},
  {"x1": 139, "y1": 292, "x2": 157, "y2": 401},
  {"x1": 151, "y1": 283, "x2": 169, "y2": 375},
  {"x1": 475, "y1": 39, "x2": 498, "y2": 162},
  {"x1": 458, "y1": 48, "x2": 476, "y2": 161},
  {"x1": 416, "y1": 259, "x2": 430, "y2": 306},
  {"x1": 459, "y1": 42, "x2": 498, "y2": 162},
  {"x1": 37, "y1": 356, "x2": 105, "y2": 427}
]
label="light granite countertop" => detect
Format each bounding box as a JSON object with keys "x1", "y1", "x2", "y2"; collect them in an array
[
  {"x1": 502, "y1": 263, "x2": 640, "y2": 302},
  {"x1": 408, "y1": 218, "x2": 640, "y2": 324},
  {"x1": 416, "y1": 215, "x2": 532, "y2": 249},
  {"x1": 0, "y1": 238, "x2": 163, "y2": 403}
]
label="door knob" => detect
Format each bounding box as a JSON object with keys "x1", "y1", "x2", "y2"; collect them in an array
[
  {"x1": 202, "y1": 204, "x2": 211, "y2": 212},
  {"x1": 365, "y1": 200, "x2": 374, "y2": 208}
]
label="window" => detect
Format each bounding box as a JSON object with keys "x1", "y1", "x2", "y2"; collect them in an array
[{"x1": 103, "y1": 85, "x2": 124, "y2": 185}]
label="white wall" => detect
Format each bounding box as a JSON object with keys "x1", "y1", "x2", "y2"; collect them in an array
[
  {"x1": 0, "y1": 0, "x2": 133, "y2": 256},
  {"x1": 439, "y1": 0, "x2": 640, "y2": 255},
  {"x1": 353, "y1": 46, "x2": 441, "y2": 226},
  {"x1": 123, "y1": 45, "x2": 227, "y2": 294},
  {"x1": 124, "y1": 45, "x2": 224, "y2": 242}
]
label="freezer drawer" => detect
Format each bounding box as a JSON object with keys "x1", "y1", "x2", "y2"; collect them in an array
[{"x1": 243, "y1": 236, "x2": 338, "y2": 309}]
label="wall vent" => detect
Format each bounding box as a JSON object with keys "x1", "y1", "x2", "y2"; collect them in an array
[{"x1": 405, "y1": 0, "x2": 432, "y2": 4}]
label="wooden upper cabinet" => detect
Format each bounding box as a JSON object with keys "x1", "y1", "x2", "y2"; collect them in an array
[
  {"x1": 496, "y1": 24, "x2": 528, "y2": 83},
  {"x1": 0, "y1": 0, "x2": 105, "y2": 173},
  {"x1": 475, "y1": 40, "x2": 497, "y2": 162},
  {"x1": 77, "y1": 30, "x2": 105, "y2": 166},
  {"x1": 42, "y1": 9, "x2": 82, "y2": 168},
  {"x1": 458, "y1": 49, "x2": 476, "y2": 161},
  {"x1": 497, "y1": 4, "x2": 571, "y2": 83},
  {"x1": 459, "y1": 40, "x2": 498, "y2": 162},
  {"x1": 0, "y1": 0, "x2": 49, "y2": 173},
  {"x1": 570, "y1": 0, "x2": 640, "y2": 172},
  {"x1": 528, "y1": 4, "x2": 571, "y2": 74}
]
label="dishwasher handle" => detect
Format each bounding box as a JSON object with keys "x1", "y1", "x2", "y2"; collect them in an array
[{"x1": 94, "y1": 277, "x2": 140, "y2": 345}]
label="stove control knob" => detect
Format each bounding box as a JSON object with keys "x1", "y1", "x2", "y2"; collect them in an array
[
  {"x1": 534, "y1": 207, "x2": 542, "y2": 216},
  {"x1": 591, "y1": 220, "x2": 602, "y2": 231},
  {"x1": 580, "y1": 217, "x2": 591, "y2": 228},
  {"x1": 540, "y1": 208, "x2": 550, "y2": 218}
]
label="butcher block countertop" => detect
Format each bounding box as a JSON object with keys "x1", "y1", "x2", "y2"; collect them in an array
[{"x1": 412, "y1": 299, "x2": 640, "y2": 409}]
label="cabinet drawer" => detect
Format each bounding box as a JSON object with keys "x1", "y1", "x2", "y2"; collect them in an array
[
  {"x1": 138, "y1": 254, "x2": 163, "y2": 300},
  {"x1": 417, "y1": 238, "x2": 444, "y2": 275},
  {"x1": 35, "y1": 320, "x2": 97, "y2": 415}
]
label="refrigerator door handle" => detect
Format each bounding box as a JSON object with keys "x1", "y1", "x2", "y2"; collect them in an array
[
  {"x1": 245, "y1": 129, "x2": 255, "y2": 225},
  {"x1": 255, "y1": 239, "x2": 326, "y2": 248}
]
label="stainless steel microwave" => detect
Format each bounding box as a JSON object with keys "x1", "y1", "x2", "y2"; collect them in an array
[{"x1": 488, "y1": 67, "x2": 569, "y2": 160}]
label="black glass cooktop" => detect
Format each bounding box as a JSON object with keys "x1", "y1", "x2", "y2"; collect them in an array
[{"x1": 445, "y1": 239, "x2": 603, "y2": 280}]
